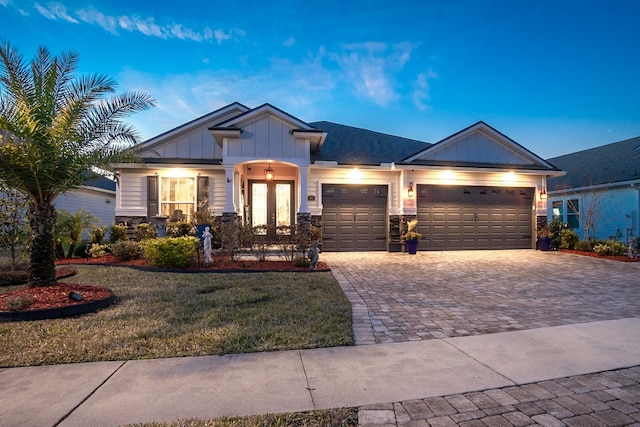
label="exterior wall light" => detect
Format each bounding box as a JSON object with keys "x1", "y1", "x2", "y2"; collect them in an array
[
  {"x1": 407, "y1": 182, "x2": 415, "y2": 198},
  {"x1": 264, "y1": 163, "x2": 275, "y2": 181}
]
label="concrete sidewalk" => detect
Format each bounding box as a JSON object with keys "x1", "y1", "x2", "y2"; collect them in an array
[{"x1": 1, "y1": 318, "x2": 639, "y2": 427}]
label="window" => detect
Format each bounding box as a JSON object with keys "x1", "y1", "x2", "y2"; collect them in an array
[
  {"x1": 161, "y1": 177, "x2": 195, "y2": 222},
  {"x1": 567, "y1": 199, "x2": 579, "y2": 229},
  {"x1": 552, "y1": 200, "x2": 563, "y2": 223}
]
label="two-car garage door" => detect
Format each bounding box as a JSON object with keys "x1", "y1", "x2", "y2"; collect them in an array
[{"x1": 417, "y1": 185, "x2": 534, "y2": 250}]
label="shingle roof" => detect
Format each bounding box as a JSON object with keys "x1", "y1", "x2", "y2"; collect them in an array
[
  {"x1": 83, "y1": 176, "x2": 116, "y2": 191},
  {"x1": 309, "y1": 121, "x2": 430, "y2": 165},
  {"x1": 547, "y1": 136, "x2": 640, "y2": 190}
]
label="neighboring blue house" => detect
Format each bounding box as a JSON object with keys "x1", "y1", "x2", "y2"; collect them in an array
[{"x1": 546, "y1": 136, "x2": 640, "y2": 242}]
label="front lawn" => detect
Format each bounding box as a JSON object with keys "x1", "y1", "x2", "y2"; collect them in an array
[{"x1": 0, "y1": 266, "x2": 353, "y2": 367}]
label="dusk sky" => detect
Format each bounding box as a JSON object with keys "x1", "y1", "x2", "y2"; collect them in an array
[{"x1": 2, "y1": 0, "x2": 639, "y2": 159}]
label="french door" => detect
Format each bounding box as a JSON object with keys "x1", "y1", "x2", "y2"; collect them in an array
[{"x1": 249, "y1": 180, "x2": 294, "y2": 236}]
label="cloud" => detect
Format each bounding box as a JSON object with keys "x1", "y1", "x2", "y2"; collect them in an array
[
  {"x1": 329, "y1": 42, "x2": 419, "y2": 106},
  {"x1": 14, "y1": 3, "x2": 237, "y2": 44},
  {"x1": 283, "y1": 37, "x2": 296, "y2": 47},
  {"x1": 75, "y1": 8, "x2": 117, "y2": 34},
  {"x1": 412, "y1": 69, "x2": 439, "y2": 110},
  {"x1": 34, "y1": 2, "x2": 78, "y2": 23}
]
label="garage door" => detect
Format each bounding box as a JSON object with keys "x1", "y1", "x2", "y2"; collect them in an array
[
  {"x1": 322, "y1": 184, "x2": 387, "y2": 251},
  {"x1": 417, "y1": 185, "x2": 533, "y2": 250}
]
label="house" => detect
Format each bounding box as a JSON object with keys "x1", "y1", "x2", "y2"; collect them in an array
[
  {"x1": 113, "y1": 102, "x2": 563, "y2": 251},
  {"x1": 546, "y1": 136, "x2": 640, "y2": 242},
  {"x1": 54, "y1": 176, "x2": 117, "y2": 227}
]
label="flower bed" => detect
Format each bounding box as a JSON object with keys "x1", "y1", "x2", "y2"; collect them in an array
[{"x1": 560, "y1": 249, "x2": 640, "y2": 262}]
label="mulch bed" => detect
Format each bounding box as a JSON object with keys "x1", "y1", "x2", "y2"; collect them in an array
[
  {"x1": 0, "y1": 283, "x2": 112, "y2": 312},
  {"x1": 559, "y1": 249, "x2": 640, "y2": 262}
]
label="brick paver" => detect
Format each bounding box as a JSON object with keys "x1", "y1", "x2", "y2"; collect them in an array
[
  {"x1": 324, "y1": 250, "x2": 640, "y2": 426},
  {"x1": 324, "y1": 251, "x2": 640, "y2": 345},
  {"x1": 358, "y1": 367, "x2": 640, "y2": 426}
]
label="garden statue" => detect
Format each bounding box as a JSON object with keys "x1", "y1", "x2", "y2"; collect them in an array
[
  {"x1": 202, "y1": 226, "x2": 213, "y2": 263},
  {"x1": 308, "y1": 241, "x2": 319, "y2": 269}
]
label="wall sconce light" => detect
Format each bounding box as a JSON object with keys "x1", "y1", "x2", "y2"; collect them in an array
[
  {"x1": 264, "y1": 163, "x2": 275, "y2": 181},
  {"x1": 407, "y1": 182, "x2": 415, "y2": 198},
  {"x1": 539, "y1": 188, "x2": 547, "y2": 200},
  {"x1": 105, "y1": 197, "x2": 112, "y2": 204}
]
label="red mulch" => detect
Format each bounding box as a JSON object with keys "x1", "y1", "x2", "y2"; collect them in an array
[
  {"x1": 560, "y1": 249, "x2": 640, "y2": 262},
  {"x1": 0, "y1": 283, "x2": 112, "y2": 312},
  {"x1": 55, "y1": 255, "x2": 329, "y2": 272}
]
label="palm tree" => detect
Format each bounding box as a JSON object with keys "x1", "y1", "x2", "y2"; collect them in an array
[{"x1": 0, "y1": 41, "x2": 155, "y2": 287}]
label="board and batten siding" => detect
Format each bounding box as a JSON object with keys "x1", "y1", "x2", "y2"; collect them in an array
[
  {"x1": 227, "y1": 115, "x2": 309, "y2": 161},
  {"x1": 417, "y1": 131, "x2": 533, "y2": 165},
  {"x1": 139, "y1": 127, "x2": 222, "y2": 160}
]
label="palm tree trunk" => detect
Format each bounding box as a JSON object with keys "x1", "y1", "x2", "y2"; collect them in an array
[{"x1": 28, "y1": 201, "x2": 57, "y2": 288}]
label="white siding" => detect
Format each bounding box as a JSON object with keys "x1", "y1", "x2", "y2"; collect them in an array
[
  {"x1": 116, "y1": 168, "x2": 227, "y2": 218},
  {"x1": 55, "y1": 188, "x2": 116, "y2": 227},
  {"x1": 139, "y1": 127, "x2": 222, "y2": 160}
]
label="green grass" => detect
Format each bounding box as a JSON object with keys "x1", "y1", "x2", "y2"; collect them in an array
[
  {"x1": 124, "y1": 408, "x2": 358, "y2": 427},
  {"x1": 0, "y1": 266, "x2": 353, "y2": 367}
]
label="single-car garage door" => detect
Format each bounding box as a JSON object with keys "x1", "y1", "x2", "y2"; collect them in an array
[
  {"x1": 322, "y1": 184, "x2": 387, "y2": 251},
  {"x1": 417, "y1": 185, "x2": 533, "y2": 250}
]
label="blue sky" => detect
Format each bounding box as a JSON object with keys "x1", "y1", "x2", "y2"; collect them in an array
[{"x1": 1, "y1": 0, "x2": 639, "y2": 159}]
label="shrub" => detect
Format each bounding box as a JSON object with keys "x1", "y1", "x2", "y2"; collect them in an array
[
  {"x1": 5, "y1": 295, "x2": 33, "y2": 311},
  {"x1": 88, "y1": 243, "x2": 109, "y2": 258},
  {"x1": 141, "y1": 236, "x2": 198, "y2": 268},
  {"x1": 593, "y1": 240, "x2": 627, "y2": 256},
  {"x1": 167, "y1": 221, "x2": 196, "y2": 237},
  {"x1": 0, "y1": 271, "x2": 28, "y2": 286},
  {"x1": 89, "y1": 226, "x2": 107, "y2": 244},
  {"x1": 560, "y1": 229, "x2": 579, "y2": 250},
  {"x1": 73, "y1": 241, "x2": 91, "y2": 257},
  {"x1": 549, "y1": 219, "x2": 569, "y2": 250},
  {"x1": 111, "y1": 240, "x2": 143, "y2": 261},
  {"x1": 134, "y1": 223, "x2": 157, "y2": 241},
  {"x1": 574, "y1": 240, "x2": 594, "y2": 252},
  {"x1": 109, "y1": 224, "x2": 128, "y2": 243}
]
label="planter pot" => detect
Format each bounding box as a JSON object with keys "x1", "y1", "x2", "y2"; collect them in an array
[
  {"x1": 406, "y1": 240, "x2": 419, "y2": 254},
  {"x1": 538, "y1": 236, "x2": 551, "y2": 251}
]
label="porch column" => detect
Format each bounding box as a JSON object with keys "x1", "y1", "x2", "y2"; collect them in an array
[
  {"x1": 223, "y1": 164, "x2": 236, "y2": 213},
  {"x1": 298, "y1": 165, "x2": 309, "y2": 213}
]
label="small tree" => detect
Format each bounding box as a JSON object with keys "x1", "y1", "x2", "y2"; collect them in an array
[
  {"x1": 55, "y1": 209, "x2": 99, "y2": 258},
  {"x1": 566, "y1": 188, "x2": 611, "y2": 241}
]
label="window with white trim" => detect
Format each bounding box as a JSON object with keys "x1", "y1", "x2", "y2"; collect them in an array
[{"x1": 161, "y1": 177, "x2": 195, "y2": 222}]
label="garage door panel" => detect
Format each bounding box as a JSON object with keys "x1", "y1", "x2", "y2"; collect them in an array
[
  {"x1": 322, "y1": 184, "x2": 388, "y2": 251},
  {"x1": 418, "y1": 185, "x2": 533, "y2": 250}
]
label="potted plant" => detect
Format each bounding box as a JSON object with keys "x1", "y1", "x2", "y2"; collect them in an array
[
  {"x1": 537, "y1": 224, "x2": 551, "y2": 251},
  {"x1": 404, "y1": 219, "x2": 422, "y2": 254}
]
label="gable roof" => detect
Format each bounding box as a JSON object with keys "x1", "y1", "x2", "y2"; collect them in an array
[
  {"x1": 309, "y1": 121, "x2": 430, "y2": 165},
  {"x1": 212, "y1": 103, "x2": 316, "y2": 130},
  {"x1": 547, "y1": 136, "x2": 640, "y2": 190},
  {"x1": 401, "y1": 121, "x2": 560, "y2": 171},
  {"x1": 137, "y1": 102, "x2": 249, "y2": 151}
]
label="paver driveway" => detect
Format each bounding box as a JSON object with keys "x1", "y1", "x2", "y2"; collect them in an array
[{"x1": 323, "y1": 250, "x2": 640, "y2": 345}]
